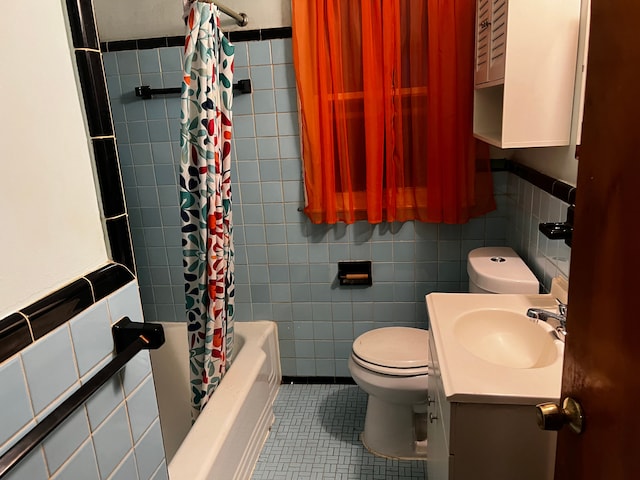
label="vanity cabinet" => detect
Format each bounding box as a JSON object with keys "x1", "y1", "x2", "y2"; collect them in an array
[
  {"x1": 426, "y1": 333, "x2": 557, "y2": 480},
  {"x1": 473, "y1": 0, "x2": 581, "y2": 148}
]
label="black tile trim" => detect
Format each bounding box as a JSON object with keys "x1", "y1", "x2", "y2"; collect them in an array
[
  {"x1": 506, "y1": 161, "x2": 577, "y2": 205},
  {"x1": 106, "y1": 216, "x2": 136, "y2": 273},
  {"x1": 92, "y1": 138, "x2": 126, "y2": 218},
  {"x1": 101, "y1": 36, "x2": 186, "y2": 52},
  {"x1": 259, "y1": 27, "x2": 293, "y2": 41},
  {"x1": 22, "y1": 279, "x2": 94, "y2": 340},
  {"x1": 85, "y1": 264, "x2": 135, "y2": 302},
  {"x1": 0, "y1": 263, "x2": 135, "y2": 361},
  {"x1": 65, "y1": 1, "x2": 136, "y2": 307},
  {"x1": 65, "y1": 0, "x2": 99, "y2": 49},
  {"x1": 282, "y1": 376, "x2": 356, "y2": 385},
  {"x1": 489, "y1": 158, "x2": 509, "y2": 171},
  {"x1": 100, "y1": 28, "x2": 292, "y2": 52},
  {"x1": 74, "y1": 50, "x2": 114, "y2": 137},
  {"x1": 167, "y1": 36, "x2": 186, "y2": 48},
  {"x1": 227, "y1": 30, "x2": 261, "y2": 42},
  {"x1": 137, "y1": 37, "x2": 173, "y2": 50},
  {"x1": 0, "y1": 314, "x2": 33, "y2": 364},
  {"x1": 101, "y1": 39, "x2": 137, "y2": 52}
]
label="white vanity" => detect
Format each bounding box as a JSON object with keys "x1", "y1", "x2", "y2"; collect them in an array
[{"x1": 425, "y1": 293, "x2": 565, "y2": 480}]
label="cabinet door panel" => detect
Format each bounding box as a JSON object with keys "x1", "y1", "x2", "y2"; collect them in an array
[
  {"x1": 427, "y1": 332, "x2": 453, "y2": 480},
  {"x1": 475, "y1": 0, "x2": 491, "y2": 85},
  {"x1": 488, "y1": 0, "x2": 507, "y2": 82},
  {"x1": 426, "y1": 403, "x2": 449, "y2": 480}
]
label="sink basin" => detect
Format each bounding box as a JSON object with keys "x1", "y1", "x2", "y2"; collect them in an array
[
  {"x1": 425, "y1": 293, "x2": 564, "y2": 404},
  {"x1": 453, "y1": 309, "x2": 558, "y2": 369}
]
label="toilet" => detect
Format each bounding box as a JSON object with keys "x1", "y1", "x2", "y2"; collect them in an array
[
  {"x1": 348, "y1": 246, "x2": 538, "y2": 459},
  {"x1": 467, "y1": 246, "x2": 539, "y2": 294}
]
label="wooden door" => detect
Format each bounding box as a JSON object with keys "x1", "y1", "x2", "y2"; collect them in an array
[{"x1": 555, "y1": 0, "x2": 640, "y2": 478}]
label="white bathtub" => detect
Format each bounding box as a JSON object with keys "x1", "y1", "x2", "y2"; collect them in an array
[{"x1": 150, "y1": 321, "x2": 281, "y2": 480}]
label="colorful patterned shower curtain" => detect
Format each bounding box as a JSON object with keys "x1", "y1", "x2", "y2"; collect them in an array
[{"x1": 179, "y1": 1, "x2": 235, "y2": 419}]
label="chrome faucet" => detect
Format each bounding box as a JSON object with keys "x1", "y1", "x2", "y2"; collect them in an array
[{"x1": 527, "y1": 299, "x2": 567, "y2": 341}]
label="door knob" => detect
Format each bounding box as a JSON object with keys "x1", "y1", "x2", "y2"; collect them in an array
[{"x1": 536, "y1": 397, "x2": 584, "y2": 434}]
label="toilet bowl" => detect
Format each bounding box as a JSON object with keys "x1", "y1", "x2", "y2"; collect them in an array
[
  {"x1": 349, "y1": 246, "x2": 538, "y2": 460},
  {"x1": 348, "y1": 326, "x2": 430, "y2": 459}
]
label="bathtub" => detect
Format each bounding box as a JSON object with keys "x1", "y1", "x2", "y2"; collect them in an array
[{"x1": 150, "y1": 321, "x2": 281, "y2": 480}]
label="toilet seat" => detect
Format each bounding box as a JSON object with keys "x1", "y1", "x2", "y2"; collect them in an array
[{"x1": 352, "y1": 327, "x2": 430, "y2": 377}]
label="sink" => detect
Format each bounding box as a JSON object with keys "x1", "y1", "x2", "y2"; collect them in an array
[
  {"x1": 453, "y1": 309, "x2": 558, "y2": 369},
  {"x1": 425, "y1": 293, "x2": 564, "y2": 404}
]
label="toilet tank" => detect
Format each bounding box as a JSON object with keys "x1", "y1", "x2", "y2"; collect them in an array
[{"x1": 467, "y1": 247, "x2": 539, "y2": 294}]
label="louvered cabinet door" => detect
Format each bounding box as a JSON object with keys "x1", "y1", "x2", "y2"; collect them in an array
[
  {"x1": 475, "y1": 0, "x2": 491, "y2": 85},
  {"x1": 488, "y1": 0, "x2": 507, "y2": 82},
  {"x1": 473, "y1": 0, "x2": 582, "y2": 147}
]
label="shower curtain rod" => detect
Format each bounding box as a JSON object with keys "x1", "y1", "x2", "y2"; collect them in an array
[{"x1": 206, "y1": 1, "x2": 249, "y2": 27}]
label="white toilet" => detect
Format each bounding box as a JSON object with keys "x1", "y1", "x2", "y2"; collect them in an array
[
  {"x1": 348, "y1": 246, "x2": 539, "y2": 459},
  {"x1": 467, "y1": 246, "x2": 539, "y2": 294}
]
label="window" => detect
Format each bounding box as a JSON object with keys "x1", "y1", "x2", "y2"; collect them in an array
[{"x1": 292, "y1": 0, "x2": 495, "y2": 224}]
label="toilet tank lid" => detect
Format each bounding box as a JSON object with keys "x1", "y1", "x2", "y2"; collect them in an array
[
  {"x1": 467, "y1": 247, "x2": 539, "y2": 294},
  {"x1": 352, "y1": 327, "x2": 430, "y2": 369}
]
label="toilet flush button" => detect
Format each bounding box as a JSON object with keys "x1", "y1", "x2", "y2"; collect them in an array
[{"x1": 490, "y1": 256, "x2": 506, "y2": 263}]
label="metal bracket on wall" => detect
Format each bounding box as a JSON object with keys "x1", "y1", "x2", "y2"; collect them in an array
[{"x1": 539, "y1": 205, "x2": 575, "y2": 247}]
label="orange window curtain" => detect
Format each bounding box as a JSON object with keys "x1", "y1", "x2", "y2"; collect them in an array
[{"x1": 292, "y1": 0, "x2": 495, "y2": 225}]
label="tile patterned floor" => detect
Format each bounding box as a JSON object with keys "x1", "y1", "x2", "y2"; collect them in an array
[{"x1": 251, "y1": 384, "x2": 427, "y2": 480}]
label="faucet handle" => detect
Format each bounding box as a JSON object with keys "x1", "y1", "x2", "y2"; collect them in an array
[{"x1": 556, "y1": 298, "x2": 568, "y2": 316}]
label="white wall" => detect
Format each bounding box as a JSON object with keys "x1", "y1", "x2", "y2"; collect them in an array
[
  {"x1": 498, "y1": 144, "x2": 579, "y2": 186},
  {"x1": 0, "y1": 0, "x2": 108, "y2": 317},
  {"x1": 94, "y1": 0, "x2": 292, "y2": 42}
]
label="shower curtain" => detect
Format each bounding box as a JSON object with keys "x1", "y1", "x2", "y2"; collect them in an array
[{"x1": 179, "y1": 1, "x2": 235, "y2": 419}]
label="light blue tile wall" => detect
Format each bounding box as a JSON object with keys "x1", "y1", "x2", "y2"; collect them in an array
[
  {"x1": 504, "y1": 174, "x2": 571, "y2": 292},
  {"x1": 104, "y1": 47, "x2": 184, "y2": 323},
  {"x1": 0, "y1": 282, "x2": 167, "y2": 480},
  {"x1": 103, "y1": 39, "x2": 510, "y2": 376}
]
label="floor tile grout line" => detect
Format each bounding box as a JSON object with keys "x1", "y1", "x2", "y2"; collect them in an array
[{"x1": 252, "y1": 383, "x2": 426, "y2": 480}]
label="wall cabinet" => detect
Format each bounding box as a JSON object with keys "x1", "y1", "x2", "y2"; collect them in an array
[
  {"x1": 473, "y1": 0, "x2": 581, "y2": 148},
  {"x1": 426, "y1": 334, "x2": 558, "y2": 480}
]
